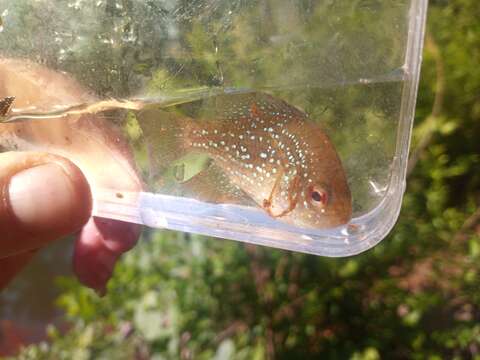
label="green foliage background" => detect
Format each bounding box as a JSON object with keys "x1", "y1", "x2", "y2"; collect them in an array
[{"x1": 3, "y1": 0, "x2": 480, "y2": 358}]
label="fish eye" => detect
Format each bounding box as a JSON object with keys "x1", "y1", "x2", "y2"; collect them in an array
[{"x1": 310, "y1": 187, "x2": 328, "y2": 207}]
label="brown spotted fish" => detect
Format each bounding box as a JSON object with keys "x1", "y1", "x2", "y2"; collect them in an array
[{"x1": 140, "y1": 91, "x2": 352, "y2": 229}]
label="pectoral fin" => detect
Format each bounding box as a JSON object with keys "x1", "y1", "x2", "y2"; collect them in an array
[{"x1": 262, "y1": 168, "x2": 301, "y2": 218}]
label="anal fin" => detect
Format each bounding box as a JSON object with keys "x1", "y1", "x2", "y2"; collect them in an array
[{"x1": 179, "y1": 164, "x2": 254, "y2": 207}]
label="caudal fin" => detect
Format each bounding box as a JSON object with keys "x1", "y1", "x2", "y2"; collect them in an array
[{"x1": 136, "y1": 107, "x2": 194, "y2": 186}]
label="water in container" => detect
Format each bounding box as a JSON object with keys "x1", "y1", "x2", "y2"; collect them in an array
[{"x1": 0, "y1": 0, "x2": 428, "y2": 256}]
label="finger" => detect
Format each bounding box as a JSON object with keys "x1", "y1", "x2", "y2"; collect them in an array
[
  {"x1": 73, "y1": 218, "x2": 141, "y2": 294},
  {"x1": 0, "y1": 151, "x2": 92, "y2": 258}
]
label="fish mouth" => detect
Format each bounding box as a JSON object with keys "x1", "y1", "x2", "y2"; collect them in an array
[
  {"x1": 317, "y1": 212, "x2": 351, "y2": 229},
  {"x1": 329, "y1": 211, "x2": 352, "y2": 228},
  {"x1": 311, "y1": 198, "x2": 353, "y2": 229},
  {"x1": 293, "y1": 207, "x2": 352, "y2": 230},
  {"x1": 330, "y1": 199, "x2": 353, "y2": 227},
  {"x1": 327, "y1": 182, "x2": 353, "y2": 228}
]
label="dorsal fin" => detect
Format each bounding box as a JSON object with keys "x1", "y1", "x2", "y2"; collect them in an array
[
  {"x1": 0, "y1": 96, "x2": 15, "y2": 117},
  {"x1": 194, "y1": 91, "x2": 307, "y2": 126}
]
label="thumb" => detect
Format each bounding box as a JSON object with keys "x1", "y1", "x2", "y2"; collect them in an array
[{"x1": 0, "y1": 152, "x2": 92, "y2": 258}]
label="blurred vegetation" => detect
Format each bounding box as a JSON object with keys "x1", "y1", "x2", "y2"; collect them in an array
[{"x1": 3, "y1": 0, "x2": 480, "y2": 358}]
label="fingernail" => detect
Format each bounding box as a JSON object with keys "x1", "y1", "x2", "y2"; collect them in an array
[{"x1": 8, "y1": 163, "x2": 77, "y2": 231}]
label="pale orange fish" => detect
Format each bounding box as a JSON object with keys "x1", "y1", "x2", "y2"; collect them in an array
[{"x1": 142, "y1": 91, "x2": 352, "y2": 229}]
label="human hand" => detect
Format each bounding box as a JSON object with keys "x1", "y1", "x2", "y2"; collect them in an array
[
  {"x1": 0, "y1": 59, "x2": 142, "y2": 295},
  {"x1": 0, "y1": 151, "x2": 141, "y2": 294},
  {"x1": 0, "y1": 152, "x2": 91, "y2": 288}
]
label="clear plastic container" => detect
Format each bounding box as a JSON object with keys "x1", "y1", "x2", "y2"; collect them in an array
[{"x1": 0, "y1": 0, "x2": 428, "y2": 256}]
